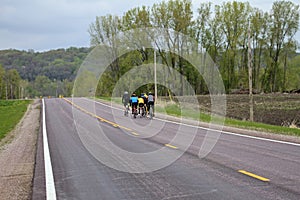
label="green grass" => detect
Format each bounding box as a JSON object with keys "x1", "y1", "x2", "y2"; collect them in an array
[
  {"x1": 95, "y1": 96, "x2": 122, "y2": 104},
  {"x1": 0, "y1": 100, "x2": 31, "y2": 141},
  {"x1": 224, "y1": 118, "x2": 300, "y2": 136}
]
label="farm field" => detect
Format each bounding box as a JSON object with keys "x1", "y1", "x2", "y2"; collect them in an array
[{"x1": 162, "y1": 94, "x2": 300, "y2": 128}]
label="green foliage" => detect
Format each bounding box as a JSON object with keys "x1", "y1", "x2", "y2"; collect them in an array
[
  {"x1": 0, "y1": 100, "x2": 31, "y2": 141},
  {"x1": 89, "y1": 0, "x2": 300, "y2": 96},
  {"x1": 0, "y1": 1, "x2": 299, "y2": 100},
  {"x1": 285, "y1": 55, "x2": 300, "y2": 91},
  {"x1": 73, "y1": 70, "x2": 97, "y2": 97},
  {"x1": 0, "y1": 65, "x2": 5, "y2": 99},
  {"x1": 0, "y1": 47, "x2": 90, "y2": 98},
  {"x1": 34, "y1": 75, "x2": 55, "y2": 97}
]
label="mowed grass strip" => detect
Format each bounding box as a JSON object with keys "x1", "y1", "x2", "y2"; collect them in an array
[
  {"x1": 0, "y1": 100, "x2": 31, "y2": 141},
  {"x1": 156, "y1": 104, "x2": 300, "y2": 137}
]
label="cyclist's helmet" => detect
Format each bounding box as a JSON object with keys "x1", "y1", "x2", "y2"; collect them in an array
[
  {"x1": 124, "y1": 91, "x2": 128, "y2": 94},
  {"x1": 148, "y1": 91, "x2": 152, "y2": 95}
]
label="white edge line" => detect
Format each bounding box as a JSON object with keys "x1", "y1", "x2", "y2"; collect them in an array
[
  {"x1": 42, "y1": 99, "x2": 57, "y2": 200},
  {"x1": 84, "y1": 97, "x2": 300, "y2": 147}
]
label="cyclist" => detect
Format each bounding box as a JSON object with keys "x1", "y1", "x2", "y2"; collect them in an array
[
  {"x1": 147, "y1": 92, "x2": 155, "y2": 116},
  {"x1": 130, "y1": 93, "x2": 138, "y2": 115},
  {"x1": 138, "y1": 95, "x2": 145, "y2": 116},
  {"x1": 122, "y1": 91, "x2": 130, "y2": 115},
  {"x1": 141, "y1": 93, "x2": 148, "y2": 114}
]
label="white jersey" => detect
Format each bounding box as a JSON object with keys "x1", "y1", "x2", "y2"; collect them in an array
[{"x1": 148, "y1": 94, "x2": 154, "y2": 102}]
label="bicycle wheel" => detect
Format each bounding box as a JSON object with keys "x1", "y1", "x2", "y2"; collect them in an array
[
  {"x1": 149, "y1": 106, "x2": 153, "y2": 119},
  {"x1": 125, "y1": 105, "x2": 129, "y2": 116},
  {"x1": 133, "y1": 107, "x2": 137, "y2": 118}
]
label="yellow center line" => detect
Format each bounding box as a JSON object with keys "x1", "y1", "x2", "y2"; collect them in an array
[
  {"x1": 131, "y1": 132, "x2": 140, "y2": 136},
  {"x1": 62, "y1": 98, "x2": 135, "y2": 133},
  {"x1": 238, "y1": 170, "x2": 270, "y2": 182},
  {"x1": 118, "y1": 126, "x2": 132, "y2": 131},
  {"x1": 165, "y1": 144, "x2": 178, "y2": 149}
]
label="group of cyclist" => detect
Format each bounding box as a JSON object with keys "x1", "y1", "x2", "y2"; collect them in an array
[{"x1": 122, "y1": 91, "x2": 155, "y2": 118}]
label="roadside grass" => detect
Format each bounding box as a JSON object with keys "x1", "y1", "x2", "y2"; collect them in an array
[
  {"x1": 96, "y1": 96, "x2": 121, "y2": 104},
  {"x1": 95, "y1": 96, "x2": 300, "y2": 137},
  {"x1": 0, "y1": 100, "x2": 31, "y2": 141},
  {"x1": 224, "y1": 118, "x2": 300, "y2": 136},
  {"x1": 156, "y1": 104, "x2": 300, "y2": 136}
]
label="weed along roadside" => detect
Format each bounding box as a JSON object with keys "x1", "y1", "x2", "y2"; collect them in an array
[{"x1": 0, "y1": 100, "x2": 32, "y2": 141}]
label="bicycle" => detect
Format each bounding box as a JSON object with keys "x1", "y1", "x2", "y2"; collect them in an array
[
  {"x1": 139, "y1": 106, "x2": 145, "y2": 118},
  {"x1": 132, "y1": 105, "x2": 138, "y2": 118},
  {"x1": 124, "y1": 104, "x2": 130, "y2": 116},
  {"x1": 149, "y1": 104, "x2": 154, "y2": 119}
]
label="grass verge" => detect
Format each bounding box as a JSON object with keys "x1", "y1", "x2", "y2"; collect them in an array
[
  {"x1": 0, "y1": 100, "x2": 31, "y2": 141},
  {"x1": 156, "y1": 104, "x2": 300, "y2": 136}
]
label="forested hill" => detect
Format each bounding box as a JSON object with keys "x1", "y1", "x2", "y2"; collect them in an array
[
  {"x1": 0, "y1": 47, "x2": 91, "y2": 81},
  {"x1": 0, "y1": 47, "x2": 91, "y2": 99}
]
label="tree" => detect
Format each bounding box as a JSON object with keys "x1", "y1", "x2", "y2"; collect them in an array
[
  {"x1": 0, "y1": 64, "x2": 5, "y2": 99},
  {"x1": 250, "y1": 9, "x2": 268, "y2": 91},
  {"x1": 6, "y1": 69, "x2": 21, "y2": 99},
  {"x1": 34, "y1": 75, "x2": 54, "y2": 97},
  {"x1": 89, "y1": 15, "x2": 122, "y2": 82},
  {"x1": 263, "y1": 1, "x2": 299, "y2": 92},
  {"x1": 151, "y1": 0, "x2": 194, "y2": 95},
  {"x1": 217, "y1": 1, "x2": 252, "y2": 91}
]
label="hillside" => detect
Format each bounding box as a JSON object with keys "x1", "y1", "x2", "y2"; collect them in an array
[{"x1": 0, "y1": 47, "x2": 91, "y2": 98}]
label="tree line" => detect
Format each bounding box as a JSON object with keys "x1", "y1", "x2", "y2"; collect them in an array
[
  {"x1": 89, "y1": 0, "x2": 300, "y2": 96},
  {"x1": 0, "y1": 0, "x2": 299, "y2": 99},
  {"x1": 0, "y1": 47, "x2": 91, "y2": 99}
]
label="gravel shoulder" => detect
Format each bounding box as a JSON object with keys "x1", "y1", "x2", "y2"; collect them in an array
[{"x1": 0, "y1": 99, "x2": 40, "y2": 200}]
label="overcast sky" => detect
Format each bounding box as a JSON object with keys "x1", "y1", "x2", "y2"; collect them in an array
[{"x1": 0, "y1": 0, "x2": 299, "y2": 52}]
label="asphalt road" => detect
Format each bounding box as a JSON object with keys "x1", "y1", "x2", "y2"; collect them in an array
[{"x1": 32, "y1": 98, "x2": 300, "y2": 200}]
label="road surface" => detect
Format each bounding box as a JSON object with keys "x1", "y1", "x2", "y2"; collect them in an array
[{"x1": 32, "y1": 98, "x2": 300, "y2": 200}]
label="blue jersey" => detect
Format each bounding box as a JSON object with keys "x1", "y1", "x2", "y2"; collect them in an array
[{"x1": 130, "y1": 96, "x2": 138, "y2": 103}]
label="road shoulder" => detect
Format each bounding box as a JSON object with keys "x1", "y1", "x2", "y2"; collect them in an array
[{"x1": 0, "y1": 99, "x2": 40, "y2": 200}]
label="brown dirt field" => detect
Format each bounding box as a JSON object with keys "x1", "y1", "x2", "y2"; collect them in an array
[
  {"x1": 162, "y1": 93, "x2": 300, "y2": 127},
  {"x1": 0, "y1": 100, "x2": 40, "y2": 200}
]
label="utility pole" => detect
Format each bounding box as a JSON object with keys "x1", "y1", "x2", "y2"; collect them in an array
[
  {"x1": 154, "y1": 47, "x2": 157, "y2": 104},
  {"x1": 248, "y1": 19, "x2": 254, "y2": 122}
]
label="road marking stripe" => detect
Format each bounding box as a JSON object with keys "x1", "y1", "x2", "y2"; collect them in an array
[
  {"x1": 131, "y1": 132, "x2": 139, "y2": 136},
  {"x1": 118, "y1": 126, "x2": 132, "y2": 131},
  {"x1": 42, "y1": 99, "x2": 57, "y2": 200},
  {"x1": 165, "y1": 144, "x2": 178, "y2": 149},
  {"x1": 238, "y1": 170, "x2": 270, "y2": 182},
  {"x1": 63, "y1": 98, "x2": 135, "y2": 133}
]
